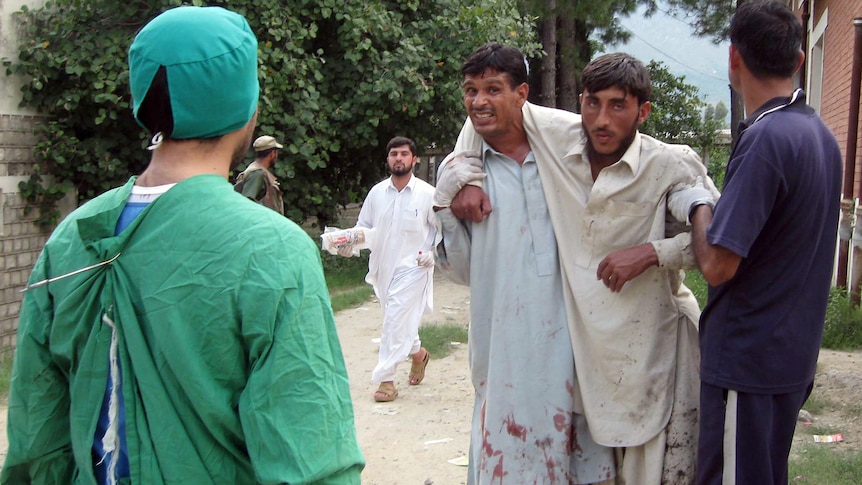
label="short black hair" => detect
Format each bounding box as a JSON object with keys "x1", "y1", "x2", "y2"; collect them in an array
[
  {"x1": 255, "y1": 148, "x2": 277, "y2": 158},
  {"x1": 729, "y1": 1, "x2": 802, "y2": 79},
  {"x1": 386, "y1": 136, "x2": 417, "y2": 156},
  {"x1": 581, "y1": 52, "x2": 652, "y2": 105},
  {"x1": 461, "y1": 42, "x2": 528, "y2": 89},
  {"x1": 136, "y1": 66, "x2": 174, "y2": 137}
]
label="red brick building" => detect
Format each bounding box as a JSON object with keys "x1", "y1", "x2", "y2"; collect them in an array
[
  {"x1": 792, "y1": 0, "x2": 861, "y2": 288},
  {"x1": 797, "y1": 0, "x2": 862, "y2": 196}
]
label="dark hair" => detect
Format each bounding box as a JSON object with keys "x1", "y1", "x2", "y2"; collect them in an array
[
  {"x1": 461, "y1": 42, "x2": 528, "y2": 89},
  {"x1": 256, "y1": 148, "x2": 277, "y2": 158},
  {"x1": 729, "y1": 1, "x2": 802, "y2": 78},
  {"x1": 581, "y1": 52, "x2": 651, "y2": 105},
  {"x1": 136, "y1": 65, "x2": 174, "y2": 137},
  {"x1": 386, "y1": 136, "x2": 417, "y2": 156}
]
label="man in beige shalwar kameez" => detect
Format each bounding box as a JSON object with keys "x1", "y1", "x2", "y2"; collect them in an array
[{"x1": 450, "y1": 52, "x2": 719, "y2": 484}]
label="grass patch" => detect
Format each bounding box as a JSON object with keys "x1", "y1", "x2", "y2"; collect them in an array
[
  {"x1": 330, "y1": 286, "x2": 374, "y2": 313},
  {"x1": 419, "y1": 323, "x2": 469, "y2": 360},
  {"x1": 0, "y1": 351, "x2": 12, "y2": 404},
  {"x1": 804, "y1": 425, "x2": 841, "y2": 436},
  {"x1": 790, "y1": 444, "x2": 862, "y2": 484},
  {"x1": 802, "y1": 395, "x2": 833, "y2": 416},
  {"x1": 845, "y1": 402, "x2": 862, "y2": 419},
  {"x1": 685, "y1": 270, "x2": 708, "y2": 309},
  {"x1": 822, "y1": 288, "x2": 862, "y2": 350},
  {"x1": 319, "y1": 248, "x2": 374, "y2": 313},
  {"x1": 321, "y1": 251, "x2": 369, "y2": 291}
]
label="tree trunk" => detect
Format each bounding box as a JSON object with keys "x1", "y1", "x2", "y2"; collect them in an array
[
  {"x1": 540, "y1": 1, "x2": 558, "y2": 107},
  {"x1": 558, "y1": 15, "x2": 579, "y2": 111},
  {"x1": 730, "y1": 0, "x2": 748, "y2": 148}
]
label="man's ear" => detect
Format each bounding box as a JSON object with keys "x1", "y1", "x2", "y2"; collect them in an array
[
  {"x1": 516, "y1": 82, "x2": 529, "y2": 106},
  {"x1": 794, "y1": 49, "x2": 805, "y2": 74},
  {"x1": 638, "y1": 101, "x2": 652, "y2": 125},
  {"x1": 729, "y1": 44, "x2": 741, "y2": 73}
]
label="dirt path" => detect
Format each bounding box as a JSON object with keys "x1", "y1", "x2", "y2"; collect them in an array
[
  {"x1": 1, "y1": 274, "x2": 860, "y2": 483},
  {"x1": 338, "y1": 272, "x2": 473, "y2": 485}
]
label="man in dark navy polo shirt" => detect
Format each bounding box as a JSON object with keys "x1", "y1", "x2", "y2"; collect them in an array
[{"x1": 687, "y1": 1, "x2": 842, "y2": 484}]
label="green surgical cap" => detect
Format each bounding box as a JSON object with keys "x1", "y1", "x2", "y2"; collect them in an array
[{"x1": 129, "y1": 6, "x2": 259, "y2": 139}]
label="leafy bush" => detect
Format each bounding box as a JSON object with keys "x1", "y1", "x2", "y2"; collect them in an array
[
  {"x1": 822, "y1": 288, "x2": 862, "y2": 350},
  {"x1": 5, "y1": 0, "x2": 539, "y2": 226},
  {"x1": 706, "y1": 144, "x2": 729, "y2": 189}
]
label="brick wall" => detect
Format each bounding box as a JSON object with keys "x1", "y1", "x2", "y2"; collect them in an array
[
  {"x1": 0, "y1": 114, "x2": 53, "y2": 352},
  {"x1": 814, "y1": 0, "x2": 862, "y2": 197}
]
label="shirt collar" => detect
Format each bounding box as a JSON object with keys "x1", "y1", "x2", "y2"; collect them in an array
[
  {"x1": 740, "y1": 88, "x2": 805, "y2": 131},
  {"x1": 617, "y1": 131, "x2": 643, "y2": 173},
  {"x1": 387, "y1": 173, "x2": 416, "y2": 191},
  {"x1": 481, "y1": 140, "x2": 537, "y2": 164}
]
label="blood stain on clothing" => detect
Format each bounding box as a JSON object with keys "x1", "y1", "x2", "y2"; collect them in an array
[
  {"x1": 544, "y1": 455, "x2": 558, "y2": 483},
  {"x1": 553, "y1": 411, "x2": 568, "y2": 432},
  {"x1": 502, "y1": 413, "x2": 527, "y2": 440},
  {"x1": 491, "y1": 454, "x2": 507, "y2": 482}
]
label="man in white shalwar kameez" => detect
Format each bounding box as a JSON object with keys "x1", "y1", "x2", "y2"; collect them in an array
[
  {"x1": 434, "y1": 43, "x2": 616, "y2": 485},
  {"x1": 347, "y1": 137, "x2": 436, "y2": 402},
  {"x1": 443, "y1": 51, "x2": 720, "y2": 484}
]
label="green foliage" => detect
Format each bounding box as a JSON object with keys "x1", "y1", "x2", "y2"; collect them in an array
[
  {"x1": 802, "y1": 394, "x2": 832, "y2": 416},
  {"x1": 704, "y1": 100, "x2": 728, "y2": 129},
  {"x1": 822, "y1": 288, "x2": 862, "y2": 350},
  {"x1": 706, "y1": 143, "x2": 729, "y2": 189},
  {"x1": 640, "y1": 60, "x2": 719, "y2": 153},
  {"x1": 685, "y1": 269, "x2": 708, "y2": 309},
  {"x1": 329, "y1": 286, "x2": 375, "y2": 314},
  {"x1": 321, "y1": 251, "x2": 370, "y2": 291},
  {"x1": 0, "y1": 351, "x2": 12, "y2": 403},
  {"x1": 419, "y1": 323, "x2": 469, "y2": 360},
  {"x1": 6, "y1": 0, "x2": 539, "y2": 225},
  {"x1": 790, "y1": 444, "x2": 862, "y2": 485}
]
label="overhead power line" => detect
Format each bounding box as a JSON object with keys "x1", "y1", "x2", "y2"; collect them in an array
[{"x1": 620, "y1": 24, "x2": 727, "y2": 82}]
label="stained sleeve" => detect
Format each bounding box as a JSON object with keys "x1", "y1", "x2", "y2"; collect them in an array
[
  {"x1": 653, "y1": 147, "x2": 721, "y2": 270},
  {"x1": 434, "y1": 208, "x2": 472, "y2": 286}
]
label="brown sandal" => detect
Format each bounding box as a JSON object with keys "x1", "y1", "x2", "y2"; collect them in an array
[
  {"x1": 374, "y1": 381, "x2": 398, "y2": 402},
  {"x1": 408, "y1": 348, "x2": 430, "y2": 386}
]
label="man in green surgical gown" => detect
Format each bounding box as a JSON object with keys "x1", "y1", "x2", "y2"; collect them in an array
[{"x1": 1, "y1": 6, "x2": 364, "y2": 484}]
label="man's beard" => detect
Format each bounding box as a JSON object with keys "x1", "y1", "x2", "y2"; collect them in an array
[
  {"x1": 230, "y1": 132, "x2": 255, "y2": 171},
  {"x1": 390, "y1": 164, "x2": 413, "y2": 177},
  {"x1": 583, "y1": 118, "x2": 639, "y2": 163}
]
